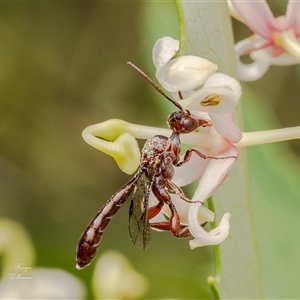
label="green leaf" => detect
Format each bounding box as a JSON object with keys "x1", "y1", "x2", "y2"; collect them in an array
[
  {"x1": 243, "y1": 85, "x2": 300, "y2": 298},
  {"x1": 177, "y1": 1, "x2": 263, "y2": 298}
]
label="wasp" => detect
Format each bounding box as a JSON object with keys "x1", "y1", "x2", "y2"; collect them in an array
[{"x1": 76, "y1": 62, "x2": 226, "y2": 270}]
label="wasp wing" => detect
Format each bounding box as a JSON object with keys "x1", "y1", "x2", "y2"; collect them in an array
[{"x1": 128, "y1": 171, "x2": 155, "y2": 250}]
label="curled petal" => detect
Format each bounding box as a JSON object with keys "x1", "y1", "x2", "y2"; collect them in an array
[
  {"x1": 250, "y1": 45, "x2": 299, "y2": 67},
  {"x1": 209, "y1": 113, "x2": 242, "y2": 143},
  {"x1": 285, "y1": 1, "x2": 300, "y2": 34},
  {"x1": 107, "y1": 133, "x2": 140, "y2": 175},
  {"x1": 231, "y1": 1, "x2": 279, "y2": 40},
  {"x1": 172, "y1": 147, "x2": 210, "y2": 187},
  {"x1": 82, "y1": 120, "x2": 141, "y2": 174},
  {"x1": 189, "y1": 211, "x2": 231, "y2": 248},
  {"x1": 149, "y1": 193, "x2": 214, "y2": 226},
  {"x1": 235, "y1": 58, "x2": 270, "y2": 81},
  {"x1": 203, "y1": 72, "x2": 240, "y2": 92},
  {"x1": 192, "y1": 145, "x2": 239, "y2": 202},
  {"x1": 232, "y1": 3, "x2": 300, "y2": 81},
  {"x1": 180, "y1": 73, "x2": 241, "y2": 113},
  {"x1": 234, "y1": 38, "x2": 271, "y2": 81},
  {"x1": 152, "y1": 36, "x2": 179, "y2": 69},
  {"x1": 235, "y1": 34, "x2": 271, "y2": 56},
  {"x1": 156, "y1": 55, "x2": 217, "y2": 93}
]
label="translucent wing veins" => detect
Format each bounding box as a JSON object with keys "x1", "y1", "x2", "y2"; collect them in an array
[{"x1": 128, "y1": 172, "x2": 152, "y2": 250}]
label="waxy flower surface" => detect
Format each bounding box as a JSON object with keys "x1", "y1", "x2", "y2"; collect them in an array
[{"x1": 228, "y1": 0, "x2": 300, "y2": 81}]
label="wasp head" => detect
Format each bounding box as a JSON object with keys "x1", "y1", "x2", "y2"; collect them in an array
[{"x1": 167, "y1": 110, "x2": 211, "y2": 134}]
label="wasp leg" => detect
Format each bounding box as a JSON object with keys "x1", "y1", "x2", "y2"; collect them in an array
[
  {"x1": 166, "y1": 180, "x2": 203, "y2": 204},
  {"x1": 151, "y1": 176, "x2": 182, "y2": 237},
  {"x1": 148, "y1": 200, "x2": 164, "y2": 219},
  {"x1": 150, "y1": 221, "x2": 191, "y2": 237},
  {"x1": 150, "y1": 220, "x2": 208, "y2": 238},
  {"x1": 176, "y1": 148, "x2": 237, "y2": 167}
]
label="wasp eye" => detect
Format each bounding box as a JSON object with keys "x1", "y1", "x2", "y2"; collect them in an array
[{"x1": 183, "y1": 117, "x2": 198, "y2": 132}]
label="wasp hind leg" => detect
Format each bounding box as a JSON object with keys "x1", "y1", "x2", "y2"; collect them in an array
[
  {"x1": 151, "y1": 180, "x2": 189, "y2": 238},
  {"x1": 150, "y1": 220, "x2": 192, "y2": 238}
]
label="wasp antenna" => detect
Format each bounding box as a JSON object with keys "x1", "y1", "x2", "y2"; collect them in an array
[{"x1": 127, "y1": 62, "x2": 183, "y2": 111}]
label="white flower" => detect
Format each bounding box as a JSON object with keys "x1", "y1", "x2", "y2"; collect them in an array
[
  {"x1": 180, "y1": 73, "x2": 241, "y2": 113},
  {"x1": 81, "y1": 36, "x2": 300, "y2": 250},
  {"x1": 0, "y1": 268, "x2": 86, "y2": 299},
  {"x1": 92, "y1": 251, "x2": 148, "y2": 300},
  {"x1": 228, "y1": 0, "x2": 300, "y2": 81},
  {"x1": 153, "y1": 37, "x2": 218, "y2": 95},
  {"x1": 151, "y1": 37, "x2": 242, "y2": 248},
  {"x1": 0, "y1": 219, "x2": 86, "y2": 299}
]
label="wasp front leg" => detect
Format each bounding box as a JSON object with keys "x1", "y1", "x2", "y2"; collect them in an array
[
  {"x1": 176, "y1": 148, "x2": 237, "y2": 167},
  {"x1": 176, "y1": 148, "x2": 207, "y2": 167},
  {"x1": 166, "y1": 180, "x2": 203, "y2": 204}
]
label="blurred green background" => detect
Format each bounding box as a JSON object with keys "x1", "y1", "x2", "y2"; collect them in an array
[{"x1": 0, "y1": 1, "x2": 300, "y2": 299}]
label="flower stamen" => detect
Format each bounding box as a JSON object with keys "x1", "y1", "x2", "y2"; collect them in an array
[{"x1": 200, "y1": 94, "x2": 221, "y2": 107}]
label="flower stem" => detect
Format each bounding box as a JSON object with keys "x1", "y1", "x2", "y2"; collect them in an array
[
  {"x1": 175, "y1": 0, "x2": 187, "y2": 52},
  {"x1": 275, "y1": 29, "x2": 300, "y2": 62},
  {"x1": 207, "y1": 197, "x2": 221, "y2": 277},
  {"x1": 206, "y1": 197, "x2": 221, "y2": 300},
  {"x1": 237, "y1": 126, "x2": 300, "y2": 147}
]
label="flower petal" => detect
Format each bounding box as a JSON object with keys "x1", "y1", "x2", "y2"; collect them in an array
[
  {"x1": 209, "y1": 113, "x2": 243, "y2": 143},
  {"x1": 189, "y1": 211, "x2": 231, "y2": 248},
  {"x1": 0, "y1": 268, "x2": 86, "y2": 299},
  {"x1": 156, "y1": 56, "x2": 218, "y2": 93},
  {"x1": 285, "y1": 0, "x2": 300, "y2": 35},
  {"x1": 235, "y1": 33, "x2": 272, "y2": 56},
  {"x1": 92, "y1": 251, "x2": 148, "y2": 299},
  {"x1": 82, "y1": 121, "x2": 141, "y2": 174},
  {"x1": 180, "y1": 73, "x2": 241, "y2": 113},
  {"x1": 191, "y1": 145, "x2": 239, "y2": 202},
  {"x1": 172, "y1": 147, "x2": 209, "y2": 187},
  {"x1": 152, "y1": 36, "x2": 179, "y2": 70},
  {"x1": 227, "y1": 0, "x2": 244, "y2": 23},
  {"x1": 234, "y1": 38, "x2": 271, "y2": 81},
  {"x1": 251, "y1": 45, "x2": 299, "y2": 66},
  {"x1": 149, "y1": 193, "x2": 214, "y2": 226},
  {"x1": 231, "y1": 1, "x2": 279, "y2": 40}
]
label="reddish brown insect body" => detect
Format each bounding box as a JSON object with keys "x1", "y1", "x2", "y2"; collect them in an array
[
  {"x1": 76, "y1": 107, "x2": 212, "y2": 269},
  {"x1": 76, "y1": 63, "x2": 232, "y2": 270}
]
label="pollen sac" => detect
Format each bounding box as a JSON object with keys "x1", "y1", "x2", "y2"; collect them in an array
[{"x1": 200, "y1": 94, "x2": 221, "y2": 107}]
